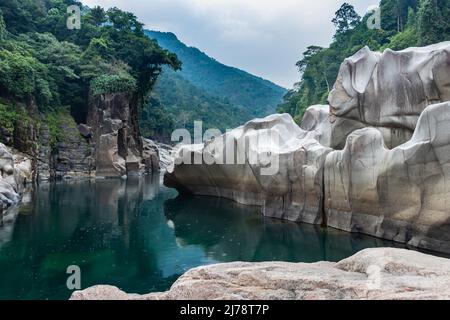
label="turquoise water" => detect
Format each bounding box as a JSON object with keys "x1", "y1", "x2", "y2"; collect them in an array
[{"x1": 0, "y1": 175, "x2": 408, "y2": 300}]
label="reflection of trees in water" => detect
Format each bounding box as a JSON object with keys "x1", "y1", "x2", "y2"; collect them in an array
[
  {"x1": 164, "y1": 195, "x2": 407, "y2": 263},
  {"x1": 0, "y1": 175, "x2": 176, "y2": 299}
]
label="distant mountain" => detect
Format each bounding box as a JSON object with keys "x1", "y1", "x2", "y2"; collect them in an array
[
  {"x1": 141, "y1": 30, "x2": 287, "y2": 141},
  {"x1": 140, "y1": 68, "x2": 251, "y2": 139}
]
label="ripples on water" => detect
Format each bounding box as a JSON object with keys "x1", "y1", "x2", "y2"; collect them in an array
[{"x1": 0, "y1": 174, "x2": 408, "y2": 299}]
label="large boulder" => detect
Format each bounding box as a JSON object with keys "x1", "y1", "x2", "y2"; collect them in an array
[
  {"x1": 0, "y1": 143, "x2": 32, "y2": 210},
  {"x1": 329, "y1": 42, "x2": 450, "y2": 148},
  {"x1": 165, "y1": 114, "x2": 332, "y2": 224},
  {"x1": 0, "y1": 144, "x2": 20, "y2": 209},
  {"x1": 70, "y1": 248, "x2": 450, "y2": 300},
  {"x1": 325, "y1": 102, "x2": 450, "y2": 252},
  {"x1": 163, "y1": 42, "x2": 450, "y2": 254}
]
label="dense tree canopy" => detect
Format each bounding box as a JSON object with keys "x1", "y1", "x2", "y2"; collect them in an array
[{"x1": 0, "y1": 0, "x2": 181, "y2": 122}]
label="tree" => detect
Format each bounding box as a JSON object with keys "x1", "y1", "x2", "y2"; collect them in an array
[
  {"x1": 0, "y1": 0, "x2": 182, "y2": 121},
  {"x1": 90, "y1": 6, "x2": 106, "y2": 26},
  {"x1": 380, "y1": 0, "x2": 419, "y2": 32},
  {"x1": 296, "y1": 46, "x2": 323, "y2": 73},
  {"x1": 0, "y1": 48, "x2": 52, "y2": 106},
  {"x1": 417, "y1": 0, "x2": 450, "y2": 46},
  {"x1": 0, "y1": 0, "x2": 47, "y2": 34},
  {"x1": 0, "y1": 10, "x2": 6, "y2": 39},
  {"x1": 332, "y1": 3, "x2": 361, "y2": 34}
]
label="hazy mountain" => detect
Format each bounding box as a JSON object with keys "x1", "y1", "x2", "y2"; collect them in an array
[{"x1": 145, "y1": 29, "x2": 286, "y2": 121}]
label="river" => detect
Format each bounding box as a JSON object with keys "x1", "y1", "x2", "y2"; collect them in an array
[{"x1": 0, "y1": 174, "x2": 410, "y2": 299}]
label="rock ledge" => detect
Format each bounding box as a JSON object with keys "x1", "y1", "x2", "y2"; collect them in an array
[{"x1": 70, "y1": 248, "x2": 450, "y2": 300}]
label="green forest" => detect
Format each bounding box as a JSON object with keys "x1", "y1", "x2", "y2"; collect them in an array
[
  {"x1": 140, "y1": 67, "x2": 253, "y2": 141},
  {"x1": 0, "y1": 0, "x2": 180, "y2": 144},
  {"x1": 143, "y1": 30, "x2": 286, "y2": 141},
  {"x1": 278, "y1": 0, "x2": 450, "y2": 123},
  {"x1": 1, "y1": 0, "x2": 449, "y2": 144}
]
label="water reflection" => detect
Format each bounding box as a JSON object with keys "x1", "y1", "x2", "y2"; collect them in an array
[
  {"x1": 164, "y1": 196, "x2": 405, "y2": 263},
  {"x1": 0, "y1": 176, "x2": 408, "y2": 300}
]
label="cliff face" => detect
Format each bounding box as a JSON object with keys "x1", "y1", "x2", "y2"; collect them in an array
[
  {"x1": 0, "y1": 91, "x2": 160, "y2": 209},
  {"x1": 87, "y1": 92, "x2": 157, "y2": 177},
  {"x1": 165, "y1": 42, "x2": 450, "y2": 254}
]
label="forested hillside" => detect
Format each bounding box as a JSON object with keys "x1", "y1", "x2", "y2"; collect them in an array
[
  {"x1": 0, "y1": 0, "x2": 180, "y2": 146},
  {"x1": 140, "y1": 68, "x2": 251, "y2": 141},
  {"x1": 146, "y1": 31, "x2": 287, "y2": 116},
  {"x1": 279, "y1": 0, "x2": 450, "y2": 122}
]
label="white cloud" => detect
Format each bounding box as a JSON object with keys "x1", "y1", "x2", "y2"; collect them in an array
[{"x1": 81, "y1": 0, "x2": 377, "y2": 88}]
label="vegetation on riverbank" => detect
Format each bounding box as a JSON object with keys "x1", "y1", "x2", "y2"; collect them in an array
[
  {"x1": 279, "y1": 0, "x2": 450, "y2": 122},
  {"x1": 0, "y1": 0, "x2": 180, "y2": 135}
]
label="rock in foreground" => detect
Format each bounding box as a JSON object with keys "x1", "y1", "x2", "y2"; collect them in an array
[{"x1": 70, "y1": 248, "x2": 450, "y2": 300}]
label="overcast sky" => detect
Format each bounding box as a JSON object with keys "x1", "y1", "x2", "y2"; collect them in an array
[{"x1": 82, "y1": 0, "x2": 377, "y2": 88}]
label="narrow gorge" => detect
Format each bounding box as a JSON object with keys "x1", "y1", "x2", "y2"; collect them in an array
[
  {"x1": 165, "y1": 42, "x2": 450, "y2": 254},
  {"x1": 2, "y1": 0, "x2": 450, "y2": 303}
]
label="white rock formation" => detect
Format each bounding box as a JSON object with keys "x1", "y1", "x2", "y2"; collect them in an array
[
  {"x1": 164, "y1": 42, "x2": 450, "y2": 254},
  {"x1": 329, "y1": 42, "x2": 450, "y2": 148},
  {"x1": 0, "y1": 143, "x2": 32, "y2": 210},
  {"x1": 156, "y1": 142, "x2": 175, "y2": 171},
  {"x1": 70, "y1": 248, "x2": 450, "y2": 300},
  {"x1": 165, "y1": 114, "x2": 332, "y2": 224},
  {"x1": 325, "y1": 101, "x2": 450, "y2": 253}
]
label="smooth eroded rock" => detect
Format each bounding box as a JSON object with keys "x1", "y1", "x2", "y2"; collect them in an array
[
  {"x1": 163, "y1": 42, "x2": 450, "y2": 254},
  {"x1": 329, "y1": 42, "x2": 450, "y2": 148},
  {"x1": 325, "y1": 102, "x2": 450, "y2": 253},
  {"x1": 165, "y1": 114, "x2": 332, "y2": 224},
  {"x1": 70, "y1": 248, "x2": 450, "y2": 300}
]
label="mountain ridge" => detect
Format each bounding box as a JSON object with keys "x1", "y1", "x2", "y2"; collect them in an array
[{"x1": 145, "y1": 30, "x2": 287, "y2": 117}]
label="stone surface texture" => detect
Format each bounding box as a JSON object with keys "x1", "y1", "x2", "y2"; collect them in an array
[
  {"x1": 165, "y1": 113, "x2": 332, "y2": 224},
  {"x1": 165, "y1": 42, "x2": 450, "y2": 254},
  {"x1": 0, "y1": 143, "x2": 32, "y2": 209},
  {"x1": 88, "y1": 92, "x2": 148, "y2": 177},
  {"x1": 70, "y1": 248, "x2": 450, "y2": 300}
]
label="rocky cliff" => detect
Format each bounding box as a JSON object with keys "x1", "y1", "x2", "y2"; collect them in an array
[
  {"x1": 165, "y1": 42, "x2": 450, "y2": 254},
  {"x1": 87, "y1": 92, "x2": 158, "y2": 177},
  {"x1": 0, "y1": 91, "x2": 160, "y2": 210},
  {"x1": 70, "y1": 248, "x2": 450, "y2": 300}
]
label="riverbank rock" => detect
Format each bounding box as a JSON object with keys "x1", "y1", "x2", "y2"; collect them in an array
[
  {"x1": 70, "y1": 248, "x2": 450, "y2": 300},
  {"x1": 329, "y1": 42, "x2": 450, "y2": 149},
  {"x1": 87, "y1": 92, "x2": 159, "y2": 177},
  {"x1": 165, "y1": 114, "x2": 332, "y2": 224},
  {"x1": 157, "y1": 142, "x2": 174, "y2": 171},
  {"x1": 325, "y1": 102, "x2": 450, "y2": 253},
  {"x1": 164, "y1": 42, "x2": 450, "y2": 254},
  {"x1": 0, "y1": 144, "x2": 19, "y2": 209},
  {"x1": 52, "y1": 117, "x2": 95, "y2": 180},
  {"x1": 0, "y1": 143, "x2": 32, "y2": 209}
]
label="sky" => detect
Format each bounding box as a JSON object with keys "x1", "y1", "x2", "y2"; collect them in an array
[{"x1": 82, "y1": 0, "x2": 377, "y2": 89}]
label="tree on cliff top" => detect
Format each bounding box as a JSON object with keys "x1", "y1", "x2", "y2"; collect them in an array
[{"x1": 0, "y1": 0, "x2": 181, "y2": 123}]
